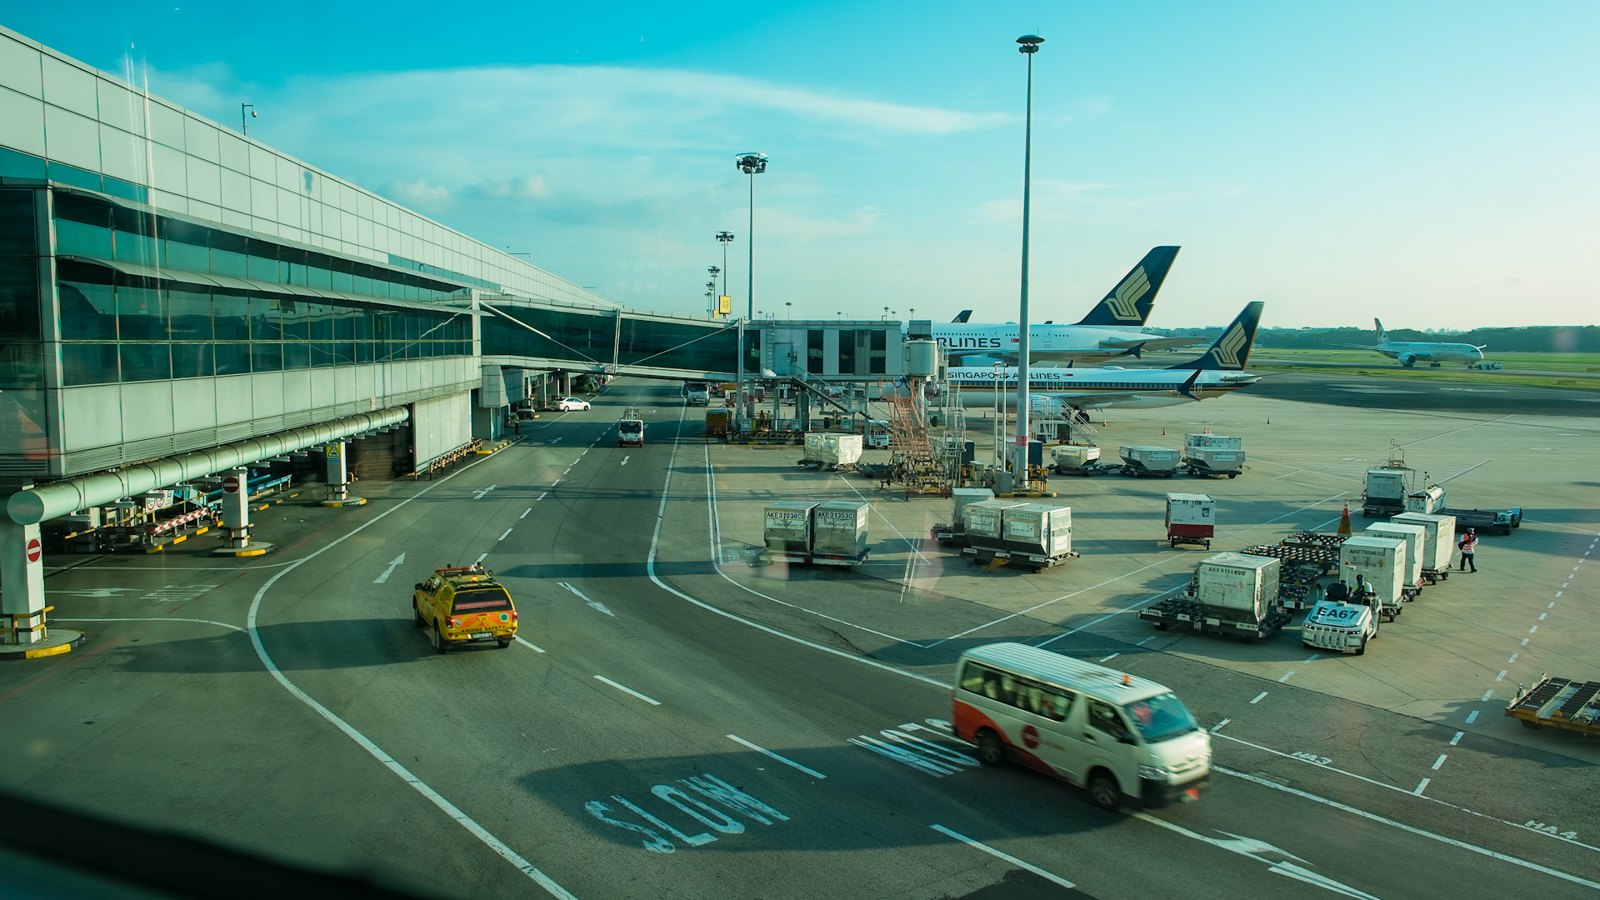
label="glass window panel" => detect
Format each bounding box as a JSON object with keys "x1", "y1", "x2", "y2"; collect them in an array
[
  {"x1": 214, "y1": 342, "x2": 250, "y2": 375},
  {"x1": 52, "y1": 194, "x2": 109, "y2": 227},
  {"x1": 333, "y1": 306, "x2": 355, "y2": 341},
  {"x1": 116, "y1": 285, "x2": 168, "y2": 340},
  {"x1": 171, "y1": 342, "x2": 213, "y2": 378},
  {"x1": 58, "y1": 281, "x2": 117, "y2": 339},
  {"x1": 310, "y1": 304, "x2": 334, "y2": 341},
  {"x1": 248, "y1": 296, "x2": 282, "y2": 341},
  {"x1": 405, "y1": 314, "x2": 421, "y2": 342},
  {"x1": 334, "y1": 341, "x2": 356, "y2": 365},
  {"x1": 54, "y1": 218, "x2": 113, "y2": 258},
  {"x1": 288, "y1": 262, "x2": 309, "y2": 287},
  {"x1": 279, "y1": 300, "x2": 308, "y2": 341},
  {"x1": 250, "y1": 342, "x2": 283, "y2": 372},
  {"x1": 101, "y1": 177, "x2": 148, "y2": 203},
  {"x1": 46, "y1": 162, "x2": 102, "y2": 192},
  {"x1": 330, "y1": 267, "x2": 353, "y2": 293},
  {"x1": 0, "y1": 341, "x2": 43, "y2": 388},
  {"x1": 212, "y1": 292, "x2": 250, "y2": 340},
  {"x1": 162, "y1": 236, "x2": 210, "y2": 272},
  {"x1": 353, "y1": 274, "x2": 372, "y2": 296},
  {"x1": 0, "y1": 190, "x2": 37, "y2": 255},
  {"x1": 0, "y1": 257, "x2": 41, "y2": 341},
  {"x1": 166, "y1": 287, "x2": 212, "y2": 341},
  {"x1": 0, "y1": 147, "x2": 48, "y2": 179},
  {"x1": 119, "y1": 342, "x2": 170, "y2": 382},
  {"x1": 353, "y1": 309, "x2": 374, "y2": 341},
  {"x1": 308, "y1": 266, "x2": 332, "y2": 290},
  {"x1": 246, "y1": 254, "x2": 283, "y2": 283},
  {"x1": 403, "y1": 281, "x2": 419, "y2": 301},
  {"x1": 283, "y1": 342, "x2": 309, "y2": 369},
  {"x1": 371, "y1": 278, "x2": 390, "y2": 298},
  {"x1": 211, "y1": 248, "x2": 247, "y2": 279},
  {"x1": 62, "y1": 343, "x2": 118, "y2": 385},
  {"x1": 354, "y1": 341, "x2": 373, "y2": 363},
  {"x1": 310, "y1": 342, "x2": 334, "y2": 367},
  {"x1": 113, "y1": 229, "x2": 159, "y2": 267}
]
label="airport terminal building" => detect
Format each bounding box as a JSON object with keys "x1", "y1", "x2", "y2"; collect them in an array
[{"x1": 0, "y1": 25, "x2": 920, "y2": 646}]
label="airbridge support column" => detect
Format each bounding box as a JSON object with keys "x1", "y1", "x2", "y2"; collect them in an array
[
  {"x1": 0, "y1": 516, "x2": 84, "y2": 658},
  {"x1": 321, "y1": 443, "x2": 366, "y2": 508},
  {"x1": 213, "y1": 468, "x2": 273, "y2": 557}
]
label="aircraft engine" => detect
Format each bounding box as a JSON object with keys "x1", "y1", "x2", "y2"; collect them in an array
[{"x1": 1397, "y1": 352, "x2": 1417, "y2": 368}]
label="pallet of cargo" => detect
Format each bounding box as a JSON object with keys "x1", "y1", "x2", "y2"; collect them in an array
[
  {"x1": 1138, "y1": 597, "x2": 1291, "y2": 640},
  {"x1": 1139, "y1": 553, "x2": 1289, "y2": 640},
  {"x1": 1505, "y1": 676, "x2": 1600, "y2": 736}
]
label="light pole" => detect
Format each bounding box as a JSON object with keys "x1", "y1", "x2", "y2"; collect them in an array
[
  {"x1": 708, "y1": 266, "x2": 721, "y2": 316},
  {"x1": 735, "y1": 154, "x2": 767, "y2": 320},
  {"x1": 1014, "y1": 34, "x2": 1043, "y2": 481},
  {"x1": 715, "y1": 231, "x2": 734, "y2": 303},
  {"x1": 241, "y1": 103, "x2": 256, "y2": 136}
]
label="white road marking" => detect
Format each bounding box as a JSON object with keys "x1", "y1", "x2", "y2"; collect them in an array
[
  {"x1": 521, "y1": 508, "x2": 533, "y2": 519},
  {"x1": 1466, "y1": 710, "x2": 1479, "y2": 724},
  {"x1": 57, "y1": 616, "x2": 244, "y2": 633},
  {"x1": 516, "y1": 636, "x2": 546, "y2": 653},
  {"x1": 1450, "y1": 732, "x2": 1463, "y2": 745},
  {"x1": 499, "y1": 528, "x2": 514, "y2": 541},
  {"x1": 594, "y1": 675, "x2": 661, "y2": 706},
  {"x1": 621, "y1": 456, "x2": 630, "y2": 466},
  {"x1": 1131, "y1": 813, "x2": 1382, "y2": 900},
  {"x1": 538, "y1": 492, "x2": 548, "y2": 501},
  {"x1": 1529, "y1": 626, "x2": 1538, "y2": 633},
  {"x1": 1413, "y1": 778, "x2": 1431, "y2": 795},
  {"x1": 1136, "y1": 636, "x2": 1155, "y2": 646},
  {"x1": 1538, "y1": 612, "x2": 1547, "y2": 620},
  {"x1": 1100, "y1": 652, "x2": 1120, "y2": 663},
  {"x1": 930, "y1": 825, "x2": 1076, "y2": 890},
  {"x1": 138, "y1": 584, "x2": 222, "y2": 603},
  {"x1": 1509, "y1": 652, "x2": 1519, "y2": 663},
  {"x1": 1547, "y1": 602, "x2": 1554, "y2": 608},
  {"x1": 1278, "y1": 671, "x2": 1295, "y2": 683},
  {"x1": 1210, "y1": 718, "x2": 1231, "y2": 732},
  {"x1": 372, "y1": 553, "x2": 406, "y2": 584},
  {"x1": 1432, "y1": 754, "x2": 1448, "y2": 770},
  {"x1": 1250, "y1": 691, "x2": 1269, "y2": 704},
  {"x1": 559, "y1": 582, "x2": 615, "y2": 617},
  {"x1": 726, "y1": 735, "x2": 827, "y2": 779},
  {"x1": 1481, "y1": 690, "x2": 1494, "y2": 701},
  {"x1": 1496, "y1": 671, "x2": 1507, "y2": 681},
  {"x1": 475, "y1": 553, "x2": 488, "y2": 565},
  {"x1": 1520, "y1": 638, "x2": 1529, "y2": 646},
  {"x1": 551, "y1": 479, "x2": 561, "y2": 486},
  {"x1": 472, "y1": 485, "x2": 496, "y2": 499},
  {"x1": 242, "y1": 458, "x2": 575, "y2": 899},
  {"x1": 1217, "y1": 766, "x2": 1600, "y2": 890},
  {"x1": 1305, "y1": 653, "x2": 1321, "y2": 662}
]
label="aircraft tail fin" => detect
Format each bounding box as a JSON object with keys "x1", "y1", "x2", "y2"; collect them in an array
[
  {"x1": 1374, "y1": 318, "x2": 1390, "y2": 344},
  {"x1": 951, "y1": 310, "x2": 972, "y2": 324},
  {"x1": 1168, "y1": 302, "x2": 1264, "y2": 371},
  {"x1": 1075, "y1": 246, "x2": 1181, "y2": 326}
]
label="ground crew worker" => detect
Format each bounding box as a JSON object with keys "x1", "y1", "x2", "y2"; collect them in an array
[
  {"x1": 1352, "y1": 574, "x2": 1374, "y2": 605},
  {"x1": 1459, "y1": 528, "x2": 1479, "y2": 572}
]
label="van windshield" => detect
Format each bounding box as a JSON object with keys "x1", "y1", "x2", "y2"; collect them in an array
[{"x1": 1125, "y1": 692, "x2": 1199, "y2": 744}]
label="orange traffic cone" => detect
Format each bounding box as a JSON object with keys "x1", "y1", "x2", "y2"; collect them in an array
[{"x1": 1337, "y1": 502, "x2": 1353, "y2": 535}]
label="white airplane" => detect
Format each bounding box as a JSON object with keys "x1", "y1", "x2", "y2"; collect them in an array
[
  {"x1": 932, "y1": 247, "x2": 1208, "y2": 365},
  {"x1": 950, "y1": 302, "x2": 1265, "y2": 411},
  {"x1": 1345, "y1": 319, "x2": 1485, "y2": 367}
]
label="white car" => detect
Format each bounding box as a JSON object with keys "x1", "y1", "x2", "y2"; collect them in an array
[{"x1": 557, "y1": 397, "x2": 591, "y2": 411}]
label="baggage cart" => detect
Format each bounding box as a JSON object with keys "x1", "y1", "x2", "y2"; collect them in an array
[
  {"x1": 1164, "y1": 493, "x2": 1215, "y2": 549},
  {"x1": 1119, "y1": 446, "x2": 1180, "y2": 478},
  {"x1": 1505, "y1": 676, "x2": 1600, "y2": 736}
]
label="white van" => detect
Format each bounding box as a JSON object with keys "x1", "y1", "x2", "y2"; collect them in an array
[{"x1": 952, "y1": 642, "x2": 1210, "y2": 810}]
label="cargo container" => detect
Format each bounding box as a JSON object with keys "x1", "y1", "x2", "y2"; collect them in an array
[
  {"x1": 1138, "y1": 552, "x2": 1289, "y2": 639},
  {"x1": 1182, "y1": 435, "x2": 1245, "y2": 478},
  {"x1": 962, "y1": 500, "x2": 1024, "y2": 553},
  {"x1": 1000, "y1": 504, "x2": 1074, "y2": 569},
  {"x1": 810, "y1": 501, "x2": 870, "y2": 563},
  {"x1": 763, "y1": 501, "x2": 816, "y2": 555},
  {"x1": 1362, "y1": 467, "x2": 1414, "y2": 518},
  {"x1": 1184, "y1": 434, "x2": 1243, "y2": 452},
  {"x1": 1050, "y1": 444, "x2": 1105, "y2": 476},
  {"x1": 1391, "y1": 512, "x2": 1457, "y2": 582},
  {"x1": 799, "y1": 433, "x2": 863, "y2": 470},
  {"x1": 705, "y1": 409, "x2": 730, "y2": 436},
  {"x1": 1403, "y1": 485, "x2": 1446, "y2": 514},
  {"x1": 932, "y1": 488, "x2": 995, "y2": 547},
  {"x1": 1119, "y1": 446, "x2": 1180, "y2": 478},
  {"x1": 1339, "y1": 535, "x2": 1407, "y2": 620},
  {"x1": 1365, "y1": 522, "x2": 1426, "y2": 596},
  {"x1": 1164, "y1": 493, "x2": 1215, "y2": 549}
]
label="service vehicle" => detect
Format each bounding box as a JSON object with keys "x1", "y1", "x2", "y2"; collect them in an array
[
  {"x1": 1050, "y1": 444, "x2": 1110, "y2": 476},
  {"x1": 618, "y1": 407, "x2": 645, "y2": 446},
  {"x1": 953, "y1": 642, "x2": 1211, "y2": 810},
  {"x1": 557, "y1": 397, "x2": 591, "y2": 411},
  {"x1": 412, "y1": 565, "x2": 517, "y2": 653},
  {"x1": 1406, "y1": 486, "x2": 1522, "y2": 535},
  {"x1": 1182, "y1": 434, "x2": 1244, "y2": 478},
  {"x1": 1301, "y1": 599, "x2": 1380, "y2": 655},
  {"x1": 685, "y1": 382, "x2": 710, "y2": 406},
  {"x1": 1505, "y1": 676, "x2": 1600, "y2": 736},
  {"x1": 1139, "y1": 552, "x2": 1289, "y2": 639}
]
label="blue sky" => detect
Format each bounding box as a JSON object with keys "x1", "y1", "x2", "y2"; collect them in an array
[{"x1": 7, "y1": 2, "x2": 1597, "y2": 327}]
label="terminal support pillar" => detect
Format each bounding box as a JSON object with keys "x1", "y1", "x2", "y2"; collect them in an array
[
  {"x1": 321, "y1": 442, "x2": 366, "y2": 507},
  {"x1": 214, "y1": 467, "x2": 272, "y2": 557},
  {"x1": 0, "y1": 518, "x2": 47, "y2": 645}
]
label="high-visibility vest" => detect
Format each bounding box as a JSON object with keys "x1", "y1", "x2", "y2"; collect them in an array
[{"x1": 1461, "y1": 535, "x2": 1478, "y2": 553}]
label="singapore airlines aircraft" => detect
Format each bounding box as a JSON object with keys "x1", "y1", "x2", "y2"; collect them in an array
[
  {"x1": 949, "y1": 302, "x2": 1265, "y2": 411},
  {"x1": 1347, "y1": 319, "x2": 1485, "y2": 367},
  {"x1": 932, "y1": 246, "x2": 1208, "y2": 365}
]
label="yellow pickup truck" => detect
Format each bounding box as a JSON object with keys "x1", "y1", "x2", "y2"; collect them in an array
[{"x1": 413, "y1": 566, "x2": 518, "y2": 653}]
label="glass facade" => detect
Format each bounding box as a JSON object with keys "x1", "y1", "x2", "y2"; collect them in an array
[{"x1": 483, "y1": 305, "x2": 738, "y2": 374}]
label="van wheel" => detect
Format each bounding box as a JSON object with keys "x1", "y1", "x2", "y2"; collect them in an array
[
  {"x1": 496, "y1": 637, "x2": 512, "y2": 649},
  {"x1": 1088, "y1": 771, "x2": 1121, "y2": 811},
  {"x1": 1356, "y1": 637, "x2": 1367, "y2": 655},
  {"x1": 1154, "y1": 622, "x2": 1167, "y2": 631},
  {"x1": 413, "y1": 601, "x2": 426, "y2": 629},
  {"x1": 432, "y1": 623, "x2": 448, "y2": 655},
  {"x1": 975, "y1": 730, "x2": 1006, "y2": 768}
]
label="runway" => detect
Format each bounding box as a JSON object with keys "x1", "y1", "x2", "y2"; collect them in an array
[{"x1": 1241, "y1": 372, "x2": 1600, "y2": 416}]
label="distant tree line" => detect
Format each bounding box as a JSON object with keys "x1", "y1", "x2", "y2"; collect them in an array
[{"x1": 1144, "y1": 325, "x2": 1600, "y2": 353}]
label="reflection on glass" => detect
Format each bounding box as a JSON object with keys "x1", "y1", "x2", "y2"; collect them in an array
[
  {"x1": 214, "y1": 342, "x2": 250, "y2": 376},
  {"x1": 283, "y1": 342, "x2": 309, "y2": 369},
  {"x1": 62, "y1": 343, "x2": 118, "y2": 385},
  {"x1": 213, "y1": 293, "x2": 249, "y2": 340},
  {"x1": 171, "y1": 342, "x2": 213, "y2": 379},
  {"x1": 0, "y1": 257, "x2": 41, "y2": 341},
  {"x1": 59, "y1": 282, "x2": 117, "y2": 340},
  {"x1": 251, "y1": 342, "x2": 283, "y2": 372},
  {"x1": 116, "y1": 286, "x2": 168, "y2": 341},
  {"x1": 119, "y1": 343, "x2": 171, "y2": 382},
  {"x1": 248, "y1": 296, "x2": 282, "y2": 341}
]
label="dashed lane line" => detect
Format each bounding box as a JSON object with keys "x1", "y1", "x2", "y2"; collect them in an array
[
  {"x1": 726, "y1": 735, "x2": 827, "y2": 779},
  {"x1": 593, "y1": 675, "x2": 661, "y2": 706},
  {"x1": 930, "y1": 825, "x2": 1076, "y2": 890}
]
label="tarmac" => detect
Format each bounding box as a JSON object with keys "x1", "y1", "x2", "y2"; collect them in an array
[{"x1": 708, "y1": 380, "x2": 1600, "y2": 763}]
